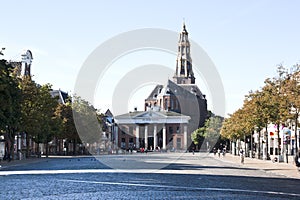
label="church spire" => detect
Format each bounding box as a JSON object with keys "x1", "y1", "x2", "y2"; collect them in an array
[{"x1": 173, "y1": 22, "x2": 195, "y2": 84}]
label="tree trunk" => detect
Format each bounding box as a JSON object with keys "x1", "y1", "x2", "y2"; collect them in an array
[
  {"x1": 8, "y1": 128, "x2": 15, "y2": 161},
  {"x1": 26, "y1": 133, "x2": 30, "y2": 158},
  {"x1": 251, "y1": 131, "x2": 253, "y2": 155},
  {"x1": 265, "y1": 125, "x2": 269, "y2": 160},
  {"x1": 295, "y1": 112, "x2": 298, "y2": 154},
  {"x1": 277, "y1": 124, "x2": 281, "y2": 156},
  {"x1": 9, "y1": 139, "x2": 14, "y2": 161},
  {"x1": 45, "y1": 142, "x2": 49, "y2": 158},
  {"x1": 66, "y1": 141, "x2": 69, "y2": 155},
  {"x1": 73, "y1": 138, "x2": 77, "y2": 155},
  {"x1": 258, "y1": 130, "x2": 261, "y2": 159},
  {"x1": 5, "y1": 140, "x2": 11, "y2": 161},
  {"x1": 244, "y1": 134, "x2": 247, "y2": 157},
  {"x1": 36, "y1": 143, "x2": 40, "y2": 158}
]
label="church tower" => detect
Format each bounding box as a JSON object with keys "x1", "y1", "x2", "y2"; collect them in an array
[
  {"x1": 173, "y1": 23, "x2": 195, "y2": 84},
  {"x1": 21, "y1": 50, "x2": 33, "y2": 77}
]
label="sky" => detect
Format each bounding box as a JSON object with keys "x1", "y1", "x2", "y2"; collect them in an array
[{"x1": 1, "y1": 0, "x2": 300, "y2": 117}]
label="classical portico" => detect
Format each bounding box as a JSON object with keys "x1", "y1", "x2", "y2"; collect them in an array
[{"x1": 114, "y1": 110, "x2": 190, "y2": 151}]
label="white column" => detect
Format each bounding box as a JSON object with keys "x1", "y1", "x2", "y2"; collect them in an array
[
  {"x1": 163, "y1": 125, "x2": 166, "y2": 150},
  {"x1": 145, "y1": 125, "x2": 148, "y2": 150},
  {"x1": 114, "y1": 126, "x2": 118, "y2": 149},
  {"x1": 184, "y1": 125, "x2": 188, "y2": 150},
  {"x1": 135, "y1": 126, "x2": 140, "y2": 149},
  {"x1": 153, "y1": 125, "x2": 157, "y2": 150}
]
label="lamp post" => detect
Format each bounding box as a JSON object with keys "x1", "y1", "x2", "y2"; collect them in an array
[{"x1": 0, "y1": 47, "x2": 5, "y2": 56}]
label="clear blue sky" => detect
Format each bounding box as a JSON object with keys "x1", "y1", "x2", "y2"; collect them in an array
[{"x1": 1, "y1": 0, "x2": 300, "y2": 116}]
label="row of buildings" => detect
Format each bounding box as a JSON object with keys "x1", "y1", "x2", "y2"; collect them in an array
[
  {"x1": 1, "y1": 23, "x2": 208, "y2": 159},
  {"x1": 2, "y1": 24, "x2": 298, "y2": 160}
]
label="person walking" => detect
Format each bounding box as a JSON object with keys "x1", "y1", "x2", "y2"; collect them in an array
[
  {"x1": 239, "y1": 148, "x2": 244, "y2": 164},
  {"x1": 217, "y1": 148, "x2": 221, "y2": 158},
  {"x1": 222, "y1": 147, "x2": 226, "y2": 157}
]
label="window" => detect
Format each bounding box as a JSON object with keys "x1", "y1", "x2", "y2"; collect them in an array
[
  {"x1": 121, "y1": 138, "x2": 126, "y2": 149},
  {"x1": 129, "y1": 138, "x2": 134, "y2": 147},
  {"x1": 169, "y1": 127, "x2": 173, "y2": 134}
]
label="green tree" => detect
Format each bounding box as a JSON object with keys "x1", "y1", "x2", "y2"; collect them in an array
[
  {"x1": 192, "y1": 115, "x2": 223, "y2": 150},
  {"x1": 263, "y1": 66, "x2": 291, "y2": 156},
  {"x1": 19, "y1": 76, "x2": 41, "y2": 157},
  {"x1": 20, "y1": 78, "x2": 60, "y2": 157},
  {"x1": 72, "y1": 96, "x2": 102, "y2": 154},
  {"x1": 191, "y1": 126, "x2": 206, "y2": 149},
  {"x1": 0, "y1": 60, "x2": 22, "y2": 160},
  {"x1": 283, "y1": 64, "x2": 300, "y2": 153},
  {"x1": 35, "y1": 84, "x2": 60, "y2": 157},
  {"x1": 205, "y1": 116, "x2": 223, "y2": 148},
  {"x1": 55, "y1": 102, "x2": 80, "y2": 155}
]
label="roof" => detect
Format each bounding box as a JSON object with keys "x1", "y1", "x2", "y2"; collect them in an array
[
  {"x1": 145, "y1": 80, "x2": 206, "y2": 102},
  {"x1": 50, "y1": 89, "x2": 69, "y2": 104},
  {"x1": 145, "y1": 84, "x2": 163, "y2": 101},
  {"x1": 177, "y1": 84, "x2": 205, "y2": 99},
  {"x1": 115, "y1": 110, "x2": 190, "y2": 124},
  {"x1": 105, "y1": 109, "x2": 113, "y2": 117}
]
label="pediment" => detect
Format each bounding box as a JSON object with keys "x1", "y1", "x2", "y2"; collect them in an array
[{"x1": 133, "y1": 111, "x2": 166, "y2": 119}]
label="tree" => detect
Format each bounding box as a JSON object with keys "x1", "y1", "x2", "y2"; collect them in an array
[
  {"x1": 35, "y1": 84, "x2": 60, "y2": 157},
  {"x1": 283, "y1": 64, "x2": 300, "y2": 153},
  {"x1": 204, "y1": 116, "x2": 223, "y2": 148},
  {"x1": 20, "y1": 77, "x2": 60, "y2": 157},
  {"x1": 192, "y1": 115, "x2": 223, "y2": 151},
  {"x1": 55, "y1": 102, "x2": 80, "y2": 155},
  {"x1": 19, "y1": 76, "x2": 41, "y2": 157},
  {"x1": 0, "y1": 60, "x2": 22, "y2": 160},
  {"x1": 72, "y1": 96, "x2": 102, "y2": 154},
  {"x1": 191, "y1": 126, "x2": 206, "y2": 150},
  {"x1": 263, "y1": 66, "x2": 291, "y2": 157}
]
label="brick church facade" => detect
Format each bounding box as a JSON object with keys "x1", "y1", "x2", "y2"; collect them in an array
[{"x1": 114, "y1": 23, "x2": 207, "y2": 151}]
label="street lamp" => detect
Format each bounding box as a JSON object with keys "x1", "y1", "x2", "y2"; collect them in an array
[{"x1": 0, "y1": 47, "x2": 5, "y2": 56}]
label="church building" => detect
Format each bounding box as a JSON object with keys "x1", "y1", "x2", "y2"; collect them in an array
[{"x1": 114, "y1": 23, "x2": 207, "y2": 151}]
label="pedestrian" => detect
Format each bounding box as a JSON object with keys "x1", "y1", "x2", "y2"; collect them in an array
[
  {"x1": 217, "y1": 148, "x2": 221, "y2": 157},
  {"x1": 213, "y1": 147, "x2": 217, "y2": 156},
  {"x1": 240, "y1": 148, "x2": 244, "y2": 164},
  {"x1": 222, "y1": 148, "x2": 226, "y2": 157}
]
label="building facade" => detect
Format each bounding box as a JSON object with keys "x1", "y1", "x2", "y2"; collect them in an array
[
  {"x1": 114, "y1": 110, "x2": 190, "y2": 151},
  {"x1": 144, "y1": 23, "x2": 208, "y2": 142},
  {"x1": 114, "y1": 23, "x2": 207, "y2": 151}
]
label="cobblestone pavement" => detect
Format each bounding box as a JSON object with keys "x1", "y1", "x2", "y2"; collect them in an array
[
  {"x1": 211, "y1": 153, "x2": 300, "y2": 179},
  {"x1": 0, "y1": 153, "x2": 299, "y2": 199}
]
